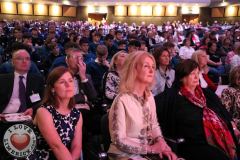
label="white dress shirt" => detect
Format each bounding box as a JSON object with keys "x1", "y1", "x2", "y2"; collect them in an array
[
  {"x1": 179, "y1": 46, "x2": 195, "y2": 60},
  {"x1": 3, "y1": 72, "x2": 27, "y2": 113},
  {"x1": 199, "y1": 71, "x2": 208, "y2": 89},
  {"x1": 230, "y1": 55, "x2": 240, "y2": 69}
]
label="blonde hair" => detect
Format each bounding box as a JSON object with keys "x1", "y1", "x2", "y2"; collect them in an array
[
  {"x1": 109, "y1": 50, "x2": 127, "y2": 71},
  {"x1": 119, "y1": 51, "x2": 156, "y2": 96},
  {"x1": 191, "y1": 49, "x2": 205, "y2": 64},
  {"x1": 191, "y1": 49, "x2": 208, "y2": 70}
]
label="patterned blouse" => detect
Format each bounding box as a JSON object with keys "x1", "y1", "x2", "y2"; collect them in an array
[
  {"x1": 28, "y1": 105, "x2": 81, "y2": 160},
  {"x1": 108, "y1": 92, "x2": 170, "y2": 158},
  {"x1": 104, "y1": 71, "x2": 120, "y2": 100},
  {"x1": 221, "y1": 87, "x2": 240, "y2": 129}
]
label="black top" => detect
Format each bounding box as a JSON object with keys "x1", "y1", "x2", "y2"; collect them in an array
[
  {"x1": 174, "y1": 94, "x2": 206, "y2": 144},
  {"x1": 86, "y1": 61, "x2": 109, "y2": 95},
  {"x1": 155, "y1": 87, "x2": 239, "y2": 159}
]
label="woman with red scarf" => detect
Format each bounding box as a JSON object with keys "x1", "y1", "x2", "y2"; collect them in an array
[{"x1": 155, "y1": 59, "x2": 239, "y2": 160}]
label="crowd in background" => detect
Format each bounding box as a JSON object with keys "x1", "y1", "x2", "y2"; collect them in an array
[
  {"x1": 0, "y1": 19, "x2": 240, "y2": 159},
  {"x1": 0, "y1": 19, "x2": 239, "y2": 79}
]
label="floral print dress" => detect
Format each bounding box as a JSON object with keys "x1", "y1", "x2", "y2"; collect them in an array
[{"x1": 221, "y1": 87, "x2": 240, "y2": 129}]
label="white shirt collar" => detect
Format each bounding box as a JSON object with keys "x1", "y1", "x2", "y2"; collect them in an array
[{"x1": 14, "y1": 72, "x2": 27, "y2": 79}]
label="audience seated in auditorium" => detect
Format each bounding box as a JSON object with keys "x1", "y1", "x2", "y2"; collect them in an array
[{"x1": 0, "y1": 18, "x2": 240, "y2": 160}]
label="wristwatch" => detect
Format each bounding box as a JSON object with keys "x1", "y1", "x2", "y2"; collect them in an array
[{"x1": 81, "y1": 78, "x2": 88, "y2": 83}]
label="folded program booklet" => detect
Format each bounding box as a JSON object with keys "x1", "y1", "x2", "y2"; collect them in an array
[{"x1": 1, "y1": 113, "x2": 32, "y2": 122}]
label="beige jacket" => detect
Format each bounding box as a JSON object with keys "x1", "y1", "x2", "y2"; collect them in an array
[{"x1": 108, "y1": 92, "x2": 168, "y2": 158}]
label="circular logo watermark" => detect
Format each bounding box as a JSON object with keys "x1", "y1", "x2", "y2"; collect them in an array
[{"x1": 3, "y1": 124, "x2": 36, "y2": 158}]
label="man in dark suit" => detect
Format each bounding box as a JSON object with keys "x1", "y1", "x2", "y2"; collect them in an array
[
  {"x1": 0, "y1": 49, "x2": 44, "y2": 160},
  {"x1": 66, "y1": 48, "x2": 97, "y2": 109},
  {"x1": 0, "y1": 49, "x2": 44, "y2": 116},
  {"x1": 66, "y1": 48, "x2": 100, "y2": 159}
]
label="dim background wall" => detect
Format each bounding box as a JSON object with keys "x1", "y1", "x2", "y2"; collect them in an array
[
  {"x1": 76, "y1": 6, "x2": 88, "y2": 21},
  {"x1": 0, "y1": 14, "x2": 77, "y2": 21},
  {"x1": 0, "y1": 6, "x2": 238, "y2": 25},
  {"x1": 107, "y1": 6, "x2": 182, "y2": 25},
  {"x1": 199, "y1": 7, "x2": 212, "y2": 24},
  {"x1": 199, "y1": 7, "x2": 240, "y2": 24}
]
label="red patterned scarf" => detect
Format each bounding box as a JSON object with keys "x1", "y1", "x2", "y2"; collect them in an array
[{"x1": 180, "y1": 85, "x2": 236, "y2": 160}]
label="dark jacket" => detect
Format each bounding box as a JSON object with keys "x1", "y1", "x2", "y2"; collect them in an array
[
  {"x1": 0, "y1": 73, "x2": 44, "y2": 113},
  {"x1": 154, "y1": 87, "x2": 239, "y2": 159}
]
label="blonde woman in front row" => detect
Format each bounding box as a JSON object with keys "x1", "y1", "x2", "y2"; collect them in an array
[{"x1": 108, "y1": 51, "x2": 178, "y2": 160}]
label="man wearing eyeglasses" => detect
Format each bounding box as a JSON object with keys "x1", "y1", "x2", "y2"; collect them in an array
[
  {"x1": 0, "y1": 49, "x2": 44, "y2": 116},
  {"x1": 66, "y1": 47, "x2": 99, "y2": 140},
  {"x1": 66, "y1": 48, "x2": 97, "y2": 107}
]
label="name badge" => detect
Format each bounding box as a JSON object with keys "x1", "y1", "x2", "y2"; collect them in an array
[{"x1": 30, "y1": 93, "x2": 41, "y2": 103}]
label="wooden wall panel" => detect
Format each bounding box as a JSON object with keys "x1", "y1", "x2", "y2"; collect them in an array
[
  {"x1": 1, "y1": 2, "x2": 17, "y2": 14},
  {"x1": 63, "y1": 6, "x2": 76, "y2": 17},
  {"x1": 211, "y1": 7, "x2": 224, "y2": 17},
  {"x1": 18, "y1": 3, "x2": 33, "y2": 15}
]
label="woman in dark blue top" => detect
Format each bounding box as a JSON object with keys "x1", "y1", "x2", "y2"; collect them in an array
[{"x1": 28, "y1": 67, "x2": 82, "y2": 160}]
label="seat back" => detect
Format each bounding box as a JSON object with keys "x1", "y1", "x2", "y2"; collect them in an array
[{"x1": 101, "y1": 113, "x2": 111, "y2": 152}]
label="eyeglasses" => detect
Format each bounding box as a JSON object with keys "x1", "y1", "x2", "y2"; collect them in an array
[
  {"x1": 14, "y1": 57, "x2": 31, "y2": 62},
  {"x1": 71, "y1": 55, "x2": 83, "y2": 60}
]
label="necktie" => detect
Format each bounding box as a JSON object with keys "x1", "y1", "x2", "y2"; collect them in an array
[{"x1": 18, "y1": 75, "x2": 26, "y2": 113}]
